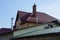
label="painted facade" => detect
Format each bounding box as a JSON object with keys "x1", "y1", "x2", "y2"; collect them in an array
[{"x1": 13, "y1": 22, "x2": 60, "y2": 37}]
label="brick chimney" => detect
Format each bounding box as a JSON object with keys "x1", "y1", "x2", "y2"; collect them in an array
[{"x1": 32, "y1": 3, "x2": 36, "y2": 17}]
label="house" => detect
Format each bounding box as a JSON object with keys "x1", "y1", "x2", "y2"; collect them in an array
[
  {"x1": 0, "y1": 28, "x2": 13, "y2": 40},
  {"x1": 13, "y1": 4, "x2": 60, "y2": 29},
  {"x1": 11, "y1": 4, "x2": 60, "y2": 40}
]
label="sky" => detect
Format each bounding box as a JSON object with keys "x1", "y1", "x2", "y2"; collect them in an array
[{"x1": 0, "y1": 0, "x2": 60, "y2": 28}]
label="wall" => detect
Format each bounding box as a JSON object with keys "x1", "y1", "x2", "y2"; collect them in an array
[
  {"x1": 0, "y1": 33, "x2": 13, "y2": 40},
  {"x1": 13, "y1": 22, "x2": 60, "y2": 40},
  {"x1": 15, "y1": 19, "x2": 59, "y2": 29},
  {"x1": 13, "y1": 24, "x2": 57, "y2": 36},
  {"x1": 15, "y1": 21, "x2": 36, "y2": 29},
  {"x1": 11, "y1": 33, "x2": 60, "y2": 40},
  {"x1": 14, "y1": 20, "x2": 60, "y2": 36},
  {"x1": 48, "y1": 22, "x2": 59, "y2": 27},
  {"x1": 16, "y1": 19, "x2": 21, "y2": 28},
  {"x1": 13, "y1": 24, "x2": 48, "y2": 36}
]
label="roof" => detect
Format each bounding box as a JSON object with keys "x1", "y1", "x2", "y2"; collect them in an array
[
  {"x1": 15, "y1": 11, "x2": 57, "y2": 24},
  {"x1": 27, "y1": 12, "x2": 56, "y2": 23},
  {"x1": 0, "y1": 28, "x2": 12, "y2": 35},
  {"x1": 14, "y1": 11, "x2": 31, "y2": 25}
]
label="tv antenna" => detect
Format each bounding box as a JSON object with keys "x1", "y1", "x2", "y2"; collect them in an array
[{"x1": 34, "y1": 0, "x2": 37, "y2": 4}]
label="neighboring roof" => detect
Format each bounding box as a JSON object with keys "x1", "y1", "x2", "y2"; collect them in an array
[
  {"x1": 15, "y1": 11, "x2": 57, "y2": 24},
  {"x1": 0, "y1": 28, "x2": 12, "y2": 35}
]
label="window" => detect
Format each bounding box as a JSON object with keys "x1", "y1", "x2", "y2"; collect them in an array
[
  {"x1": 48, "y1": 24, "x2": 53, "y2": 28},
  {"x1": 45, "y1": 24, "x2": 53, "y2": 29},
  {"x1": 45, "y1": 26, "x2": 49, "y2": 29}
]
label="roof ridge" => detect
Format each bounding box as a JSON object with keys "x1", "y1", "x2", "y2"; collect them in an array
[{"x1": 17, "y1": 10, "x2": 31, "y2": 13}]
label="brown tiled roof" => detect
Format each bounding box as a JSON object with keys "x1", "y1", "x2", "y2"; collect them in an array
[
  {"x1": 27, "y1": 12, "x2": 56, "y2": 23},
  {"x1": 18, "y1": 11, "x2": 31, "y2": 18},
  {"x1": 16, "y1": 11, "x2": 31, "y2": 23},
  {"x1": 14, "y1": 11, "x2": 31, "y2": 26},
  {"x1": 17, "y1": 11, "x2": 56, "y2": 23},
  {"x1": 0, "y1": 28, "x2": 12, "y2": 35},
  {"x1": 14, "y1": 11, "x2": 57, "y2": 26}
]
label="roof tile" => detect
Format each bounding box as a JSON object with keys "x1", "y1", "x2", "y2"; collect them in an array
[
  {"x1": 0, "y1": 28, "x2": 12, "y2": 35},
  {"x1": 17, "y1": 11, "x2": 57, "y2": 24}
]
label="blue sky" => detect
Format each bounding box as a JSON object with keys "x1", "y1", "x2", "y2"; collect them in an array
[{"x1": 0, "y1": 0, "x2": 60, "y2": 28}]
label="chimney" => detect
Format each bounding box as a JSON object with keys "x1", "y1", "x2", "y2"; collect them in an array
[{"x1": 32, "y1": 3, "x2": 36, "y2": 16}]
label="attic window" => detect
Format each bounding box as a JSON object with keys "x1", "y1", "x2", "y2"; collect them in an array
[
  {"x1": 48, "y1": 24, "x2": 53, "y2": 28},
  {"x1": 45, "y1": 26, "x2": 49, "y2": 29},
  {"x1": 45, "y1": 24, "x2": 53, "y2": 29}
]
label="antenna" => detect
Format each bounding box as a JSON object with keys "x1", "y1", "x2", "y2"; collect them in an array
[
  {"x1": 11, "y1": 18, "x2": 14, "y2": 30},
  {"x1": 34, "y1": 0, "x2": 36, "y2": 3}
]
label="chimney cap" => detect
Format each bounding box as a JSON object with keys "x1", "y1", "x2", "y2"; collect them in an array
[
  {"x1": 33, "y1": 3, "x2": 36, "y2": 6},
  {"x1": 32, "y1": 3, "x2": 37, "y2": 17}
]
